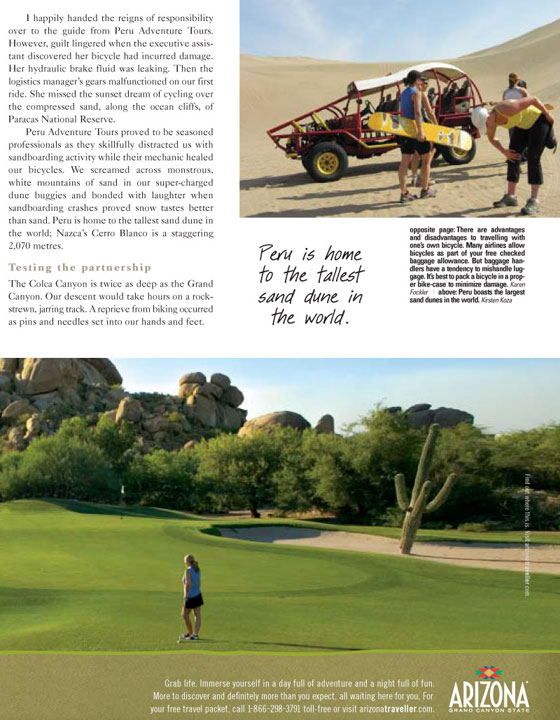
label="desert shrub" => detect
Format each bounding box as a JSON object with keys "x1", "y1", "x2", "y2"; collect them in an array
[
  {"x1": 123, "y1": 449, "x2": 205, "y2": 510},
  {"x1": 56, "y1": 416, "x2": 91, "y2": 443},
  {"x1": 491, "y1": 487, "x2": 560, "y2": 530},
  {"x1": 1, "y1": 435, "x2": 120, "y2": 502},
  {"x1": 489, "y1": 426, "x2": 560, "y2": 491},
  {"x1": 0, "y1": 451, "x2": 23, "y2": 500}
]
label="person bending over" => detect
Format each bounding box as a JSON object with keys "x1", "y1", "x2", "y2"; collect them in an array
[{"x1": 471, "y1": 96, "x2": 555, "y2": 215}]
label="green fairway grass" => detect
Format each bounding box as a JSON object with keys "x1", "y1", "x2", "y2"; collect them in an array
[{"x1": 0, "y1": 500, "x2": 558, "y2": 654}]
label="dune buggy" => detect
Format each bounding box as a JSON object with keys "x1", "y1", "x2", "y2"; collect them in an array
[{"x1": 267, "y1": 62, "x2": 483, "y2": 182}]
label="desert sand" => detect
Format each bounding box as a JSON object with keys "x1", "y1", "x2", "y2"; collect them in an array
[
  {"x1": 241, "y1": 19, "x2": 560, "y2": 217},
  {"x1": 219, "y1": 526, "x2": 560, "y2": 575}
]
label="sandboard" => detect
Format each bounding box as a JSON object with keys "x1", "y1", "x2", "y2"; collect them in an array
[{"x1": 368, "y1": 112, "x2": 473, "y2": 151}]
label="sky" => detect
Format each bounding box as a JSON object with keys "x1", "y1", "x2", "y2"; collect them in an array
[
  {"x1": 240, "y1": 0, "x2": 560, "y2": 62},
  {"x1": 111, "y1": 359, "x2": 560, "y2": 434}
]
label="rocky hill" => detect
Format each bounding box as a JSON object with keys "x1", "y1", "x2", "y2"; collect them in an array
[
  {"x1": 0, "y1": 359, "x2": 248, "y2": 453},
  {"x1": 0, "y1": 359, "x2": 474, "y2": 452}
]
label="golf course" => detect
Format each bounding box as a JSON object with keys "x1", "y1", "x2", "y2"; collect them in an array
[{"x1": 1, "y1": 499, "x2": 559, "y2": 655}]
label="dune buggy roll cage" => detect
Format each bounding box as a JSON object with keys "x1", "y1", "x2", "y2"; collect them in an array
[{"x1": 267, "y1": 62, "x2": 483, "y2": 161}]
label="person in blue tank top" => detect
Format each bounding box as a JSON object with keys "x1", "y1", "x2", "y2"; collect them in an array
[
  {"x1": 178, "y1": 554, "x2": 204, "y2": 642},
  {"x1": 397, "y1": 70, "x2": 437, "y2": 203},
  {"x1": 410, "y1": 77, "x2": 438, "y2": 188}
]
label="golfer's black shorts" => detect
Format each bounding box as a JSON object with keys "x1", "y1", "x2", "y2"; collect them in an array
[
  {"x1": 184, "y1": 593, "x2": 204, "y2": 609},
  {"x1": 399, "y1": 136, "x2": 432, "y2": 156}
]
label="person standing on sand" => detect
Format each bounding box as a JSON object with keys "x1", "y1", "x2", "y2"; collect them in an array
[
  {"x1": 178, "y1": 554, "x2": 203, "y2": 642},
  {"x1": 502, "y1": 72, "x2": 528, "y2": 102},
  {"x1": 410, "y1": 76, "x2": 438, "y2": 188},
  {"x1": 397, "y1": 70, "x2": 437, "y2": 203},
  {"x1": 502, "y1": 73, "x2": 529, "y2": 150},
  {"x1": 471, "y1": 95, "x2": 556, "y2": 215}
]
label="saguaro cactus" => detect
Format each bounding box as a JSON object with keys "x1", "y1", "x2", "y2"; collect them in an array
[{"x1": 395, "y1": 423, "x2": 457, "y2": 555}]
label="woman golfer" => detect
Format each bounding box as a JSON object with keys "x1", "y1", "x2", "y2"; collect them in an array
[
  {"x1": 178, "y1": 554, "x2": 203, "y2": 642},
  {"x1": 471, "y1": 96, "x2": 556, "y2": 215}
]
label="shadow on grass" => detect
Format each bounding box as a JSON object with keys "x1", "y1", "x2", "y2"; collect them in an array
[
  {"x1": 248, "y1": 641, "x2": 366, "y2": 651},
  {"x1": 218, "y1": 526, "x2": 323, "y2": 542},
  {"x1": 176, "y1": 639, "x2": 363, "y2": 651},
  {"x1": 44, "y1": 499, "x2": 200, "y2": 521}
]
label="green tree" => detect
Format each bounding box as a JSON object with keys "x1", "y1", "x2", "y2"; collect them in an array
[
  {"x1": 123, "y1": 449, "x2": 201, "y2": 510},
  {"x1": 197, "y1": 432, "x2": 283, "y2": 517},
  {"x1": 311, "y1": 409, "x2": 421, "y2": 521},
  {"x1": 92, "y1": 415, "x2": 136, "y2": 473},
  {"x1": 490, "y1": 425, "x2": 560, "y2": 491},
  {"x1": 0, "y1": 435, "x2": 119, "y2": 502},
  {"x1": 271, "y1": 429, "x2": 319, "y2": 515}
]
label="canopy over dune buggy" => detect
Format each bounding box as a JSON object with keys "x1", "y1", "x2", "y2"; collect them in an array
[{"x1": 267, "y1": 62, "x2": 483, "y2": 182}]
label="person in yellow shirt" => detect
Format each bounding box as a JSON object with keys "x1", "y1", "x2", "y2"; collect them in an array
[{"x1": 471, "y1": 96, "x2": 555, "y2": 215}]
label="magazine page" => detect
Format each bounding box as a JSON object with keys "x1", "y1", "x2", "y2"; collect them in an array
[{"x1": 2, "y1": 1, "x2": 559, "y2": 719}]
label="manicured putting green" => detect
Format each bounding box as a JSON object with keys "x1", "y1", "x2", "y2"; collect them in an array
[{"x1": 1, "y1": 500, "x2": 558, "y2": 654}]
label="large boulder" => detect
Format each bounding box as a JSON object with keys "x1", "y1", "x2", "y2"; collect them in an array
[
  {"x1": 178, "y1": 372, "x2": 247, "y2": 430},
  {"x1": 24, "y1": 414, "x2": 42, "y2": 441},
  {"x1": 238, "y1": 411, "x2": 311, "y2": 437},
  {"x1": 210, "y1": 373, "x2": 231, "y2": 391},
  {"x1": 115, "y1": 396, "x2": 143, "y2": 424},
  {"x1": 215, "y1": 404, "x2": 245, "y2": 432},
  {"x1": 7, "y1": 427, "x2": 26, "y2": 451},
  {"x1": 197, "y1": 382, "x2": 223, "y2": 400},
  {"x1": 188, "y1": 394, "x2": 217, "y2": 427},
  {"x1": 0, "y1": 372, "x2": 12, "y2": 392},
  {"x1": 31, "y1": 391, "x2": 65, "y2": 411},
  {"x1": 178, "y1": 382, "x2": 201, "y2": 399},
  {"x1": 222, "y1": 386, "x2": 244, "y2": 408},
  {"x1": 15, "y1": 358, "x2": 81, "y2": 395},
  {"x1": 0, "y1": 359, "x2": 19, "y2": 374},
  {"x1": 103, "y1": 387, "x2": 126, "y2": 405},
  {"x1": 0, "y1": 391, "x2": 13, "y2": 411},
  {"x1": 5, "y1": 358, "x2": 121, "y2": 398},
  {"x1": 179, "y1": 372, "x2": 206, "y2": 386},
  {"x1": 74, "y1": 362, "x2": 112, "y2": 388},
  {"x1": 432, "y1": 407, "x2": 474, "y2": 428},
  {"x1": 405, "y1": 403, "x2": 474, "y2": 429},
  {"x1": 405, "y1": 403, "x2": 432, "y2": 414},
  {"x1": 2, "y1": 399, "x2": 35, "y2": 423},
  {"x1": 143, "y1": 415, "x2": 171, "y2": 434},
  {"x1": 79, "y1": 359, "x2": 122, "y2": 385},
  {"x1": 314, "y1": 414, "x2": 335, "y2": 434},
  {"x1": 406, "y1": 409, "x2": 434, "y2": 430}
]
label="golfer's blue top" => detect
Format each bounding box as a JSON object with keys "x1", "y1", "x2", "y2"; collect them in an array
[
  {"x1": 401, "y1": 86, "x2": 418, "y2": 120},
  {"x1": 184, "y1": 567, "x2": 201, "y2": 598}
]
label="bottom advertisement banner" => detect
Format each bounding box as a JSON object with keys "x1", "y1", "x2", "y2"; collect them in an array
[{"x1": 1, "y1": 652, "x2": 557, "y2": 719}]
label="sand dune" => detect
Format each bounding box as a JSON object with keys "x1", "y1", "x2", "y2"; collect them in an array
[
  {"x1": 219, "y1": 526, "x2": 560, "y2": 575},
  {"x1": 241, "y1": 20, "x2": 560, "y2": 218}
]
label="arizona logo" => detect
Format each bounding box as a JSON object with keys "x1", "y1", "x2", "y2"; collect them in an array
[
  {"x1": 475, "y1": 666, "x2": 503, "y2": 680},
  {"x1": 449, "y1": 667, "x2": 529, "y2": 711}
]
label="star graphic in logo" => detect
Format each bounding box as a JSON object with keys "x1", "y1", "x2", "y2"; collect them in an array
[{"x1": 476, "y1": 666, "x2": 503, "y2": 680}]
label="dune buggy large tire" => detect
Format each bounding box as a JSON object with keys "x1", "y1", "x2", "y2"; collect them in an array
[
  {"x1": 305, "y1": 142, "x2": 348, "y2": 182},
  {"x1": 441, "y1": 139, "x2": 477, "y2": 165}
]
